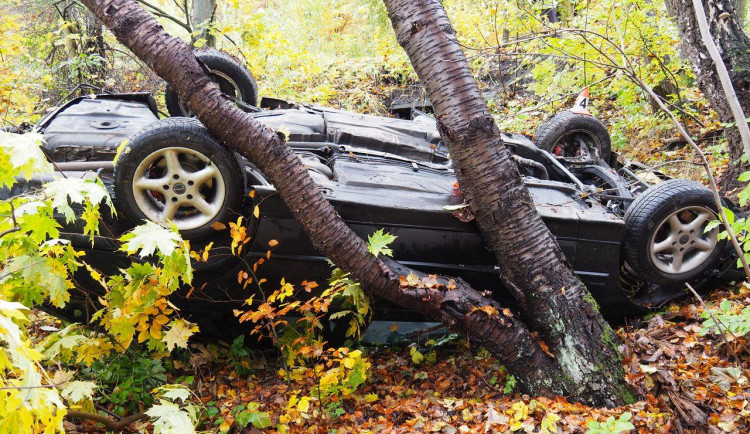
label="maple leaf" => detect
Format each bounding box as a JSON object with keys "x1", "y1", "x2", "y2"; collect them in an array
[
  {"x1": 60, "y1": 381, "x2": 97, "y2": 403},
  {"x1": 146, "y1": 400, "x2": 196, "y2": 434},
  {"x1": 367, "y1": 229, "x2": 397, "y2": 257},
  {"x1": 121, "y1": 221, "x2": 182, "y2": 258},
  {"x1": 157, "y1": 385, "x2": 191, "y2": 403},
  {"x1": 43, "y1": 175, "x2": 111, "y2": 223},
  {"x1": 0, "y1": 132, "x2": 52, "y2": 187},
  {"x1": 163, "y1": 319, "x2": 198, "y2": 351}
]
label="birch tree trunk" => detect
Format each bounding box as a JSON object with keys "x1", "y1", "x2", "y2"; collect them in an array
[
  {"x1": 382, "y1": 0, "x2": 633, "y2": 405},
  {"x1": 191, "y1": 0, "x2": 216, "y2": 47},
  {"x1": 80, "y1": 0, "x2": 633, "y2": 406},
  {"x1": 665, "y1": 0, "x2": 750, "y2": 193}
]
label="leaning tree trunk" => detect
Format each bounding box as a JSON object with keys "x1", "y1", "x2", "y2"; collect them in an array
[
  {"x1": 383, "y1": 0, "x2": 633, "y2": 405},
  {"x1": 665, "y1": 0, "x2": 750, "y2": 193},
  {"x1": 81, "y1": 0, "x2": 632, "y2": 406}
]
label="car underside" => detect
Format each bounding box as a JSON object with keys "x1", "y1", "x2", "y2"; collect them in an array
[{"x1": 4, "y1": 89, "x2": 742, "y2": 336}]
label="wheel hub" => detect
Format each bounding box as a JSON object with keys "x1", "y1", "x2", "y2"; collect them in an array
[
  {"x1": 173, "y1": 183, "x2": 187, "y2": 195},
  {"x1": 131, "y1": 146, "x2": 226, "y2": 231},
  {"x1": 649, "y1": 206, "x2": 718, "y2": 275}
]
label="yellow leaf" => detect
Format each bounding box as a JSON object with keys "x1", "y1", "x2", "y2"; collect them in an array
[
  {"x1": 150, "y1": 324, "x2": 162, "y2": 340},
  {"x1": 297, "y1": 396, "x2": 310, "y2": 413},
  {"x1": 253, "y1": 205, "x2": 260, "y2": 218},
  {"x1": 406, "y1": 273, "x2": 419, "y2": 286}
]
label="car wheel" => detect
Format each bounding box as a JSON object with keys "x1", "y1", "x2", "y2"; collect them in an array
[
  {"x1": 623, "y1": 180, "x2": 723, "y2": 285},
  {"x1": 165, "y1": 49, "x2": 258, "y2": 117},
  {"x1": 533, "y1": 110, "x2": 612, "y2": 163},
  {"x1": 113, "y1": 118, "x2": 244, "y2": 242}
]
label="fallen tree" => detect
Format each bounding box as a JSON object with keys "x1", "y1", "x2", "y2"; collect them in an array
[{"x1": 79, "y1": 0, "x2": 633, "y2": 406}]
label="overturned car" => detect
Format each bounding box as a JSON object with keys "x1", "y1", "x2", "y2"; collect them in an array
[{"x1": 6, "y1": 55, "x2": 742, "y2": 333}]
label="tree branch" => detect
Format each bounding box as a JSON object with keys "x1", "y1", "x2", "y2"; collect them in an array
[
  {"x1": 66, "y1": 410, "x2": 147, "y2": 432},
  {"x1": 691, "y1": 0, "x2": 750, "y2": 159}
]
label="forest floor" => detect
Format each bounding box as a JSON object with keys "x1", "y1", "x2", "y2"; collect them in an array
[{"x1": 57, "y1": 282, "x2": 750, "y2": 433}]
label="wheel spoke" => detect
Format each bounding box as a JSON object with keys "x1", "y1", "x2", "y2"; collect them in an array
[
  {"x1": 192, "y1": 197, "x2": 216, "y2": 216},
  {"x1": 163, "y1": 149, "x2": 182, "y2": 176},
  {"x1": 671, "y1": 249, "x2": 685, "y2": 272},
  {"x1": 693, "y1": 237, "x2": 715, "y2": 252},
  {"x1": 687, "y1": 212, "x2": 710, "y2": 233},
  {"x1": 667, "y1": 214, "x2": 684, "y2": 233},
  {"x1": 161, "y1": 200, "x2": 179, "y2": 221},
  {"x1": 189, "y1": 165, "x2": 219, "y2": 187},
  {"x1": 134, "y1": 177, "x2": 167, "y2": 191}
]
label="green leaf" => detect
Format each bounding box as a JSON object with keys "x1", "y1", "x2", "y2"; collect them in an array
[
  {"x1": 367, "y1": 229, "x2": 397, "y2": 257},
  {"x1": 409, "y1": 346, "x2": 424, "y2": 364},
  {"x1": 0, "y1": 132, "x2": 53, "y2": 187},
  {"x1": 121, "y1": 221, "x2": 182, "y2": 258},
  {"x1": 723, "y1": 207, "x2": 735, "y2": 225},
  {"x1": 43, "y1": 176, "x2": 111, "y2": 223},
  {"x1": 235, "y1": 407, "x2": 272, "y2": 429},
  {"x1": 739, "y1": 171, "x2": 750, "y2": 182},
  {"x1": 720, "y1": 299, "x2": 732, "y2": 313}
]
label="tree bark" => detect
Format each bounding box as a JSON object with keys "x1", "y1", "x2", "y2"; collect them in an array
[
  {"x1": 665, "y1": 0, "x2": 750, "y2": 193},
  {"x1": 80, "y1": 0, "x2": 632, "y2": 406},
  {"x1": 382, "y1": 0, "x2": 633, "y2": 406}
]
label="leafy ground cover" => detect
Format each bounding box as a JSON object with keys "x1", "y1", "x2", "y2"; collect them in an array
[{"x1": 49, "y1": 281, "x2": 750, "y2": 433}]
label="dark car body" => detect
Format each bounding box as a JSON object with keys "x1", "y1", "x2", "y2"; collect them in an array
[{"x1": 11, "y1": 93, "x2": 741, "y2": 330}]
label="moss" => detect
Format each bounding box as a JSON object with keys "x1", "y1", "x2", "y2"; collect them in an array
[{"x1": 582, "y1": 291, "x2": 600, "y2": 313}]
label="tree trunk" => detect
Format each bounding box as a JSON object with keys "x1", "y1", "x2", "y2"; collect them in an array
[
  {"x1": 382, "y1": 0, "x2": 633, "y2": 405},
  {"x1": 665, "y1": 0, "x2": 750, "y2": 193},
  {"x1": 81, "y1": 0, "x2": 632, "y2": 406},
  {"x1": 191, "y1": 0, "x2": 216, "y2": 47}
]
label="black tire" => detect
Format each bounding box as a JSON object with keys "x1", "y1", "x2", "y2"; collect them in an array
[
  {"x1": 623, "y1": 180, "x2": 724, "y2": 285},
  {"x1": 165, "y1": 49, "x2": 258, "y2": 117},
  {"x1": 113, "y1": 117, "x2": 244, "y2": 242},
  {"x1": 533, "y1": 110, "x2": 612, "y2": 162}
]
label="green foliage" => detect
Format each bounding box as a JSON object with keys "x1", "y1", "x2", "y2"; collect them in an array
[
  {"x1": 0, "y1": 129, "x2": 200, "y2": 431},
  {"x1": 586, "y1": 412, "x2": 635, "y2": 434},
  {"x1": 700, "y1": 297, "x2": 750, "y2": 337},
  {"x1": 503, "y1": 374, "x2": 518, "y2": 395},
  {"x1": 233, "y1": 402, "x2": 272, "y2": 429},
  {"x1": 79, "y1": 349, "x2": 168, "y2": 414}
]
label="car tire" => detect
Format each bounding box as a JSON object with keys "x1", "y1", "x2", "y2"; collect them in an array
[
  {"x1": 623, "y1": 180, "x2": 724, "y2": 285},
  {"x1": 533, "y1": 110, "x2": 612, "y2": 162},
  {"x1": 165, "y1": 49, "x2": 258, "y2": 117},
  {"x1": 113, "y1": 117, "x2": 244, "y2": 242}
]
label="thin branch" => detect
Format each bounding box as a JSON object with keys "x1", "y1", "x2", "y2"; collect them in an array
[
  {"x1": 136, "y1": 0, "x2": 191, "y2": 33},
  {"x1": 66, "y1": 410, "x2": 147, "y2": 432},
  {"x1": 691, "y1": 0, "x2": 750, "y2": 159}
]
